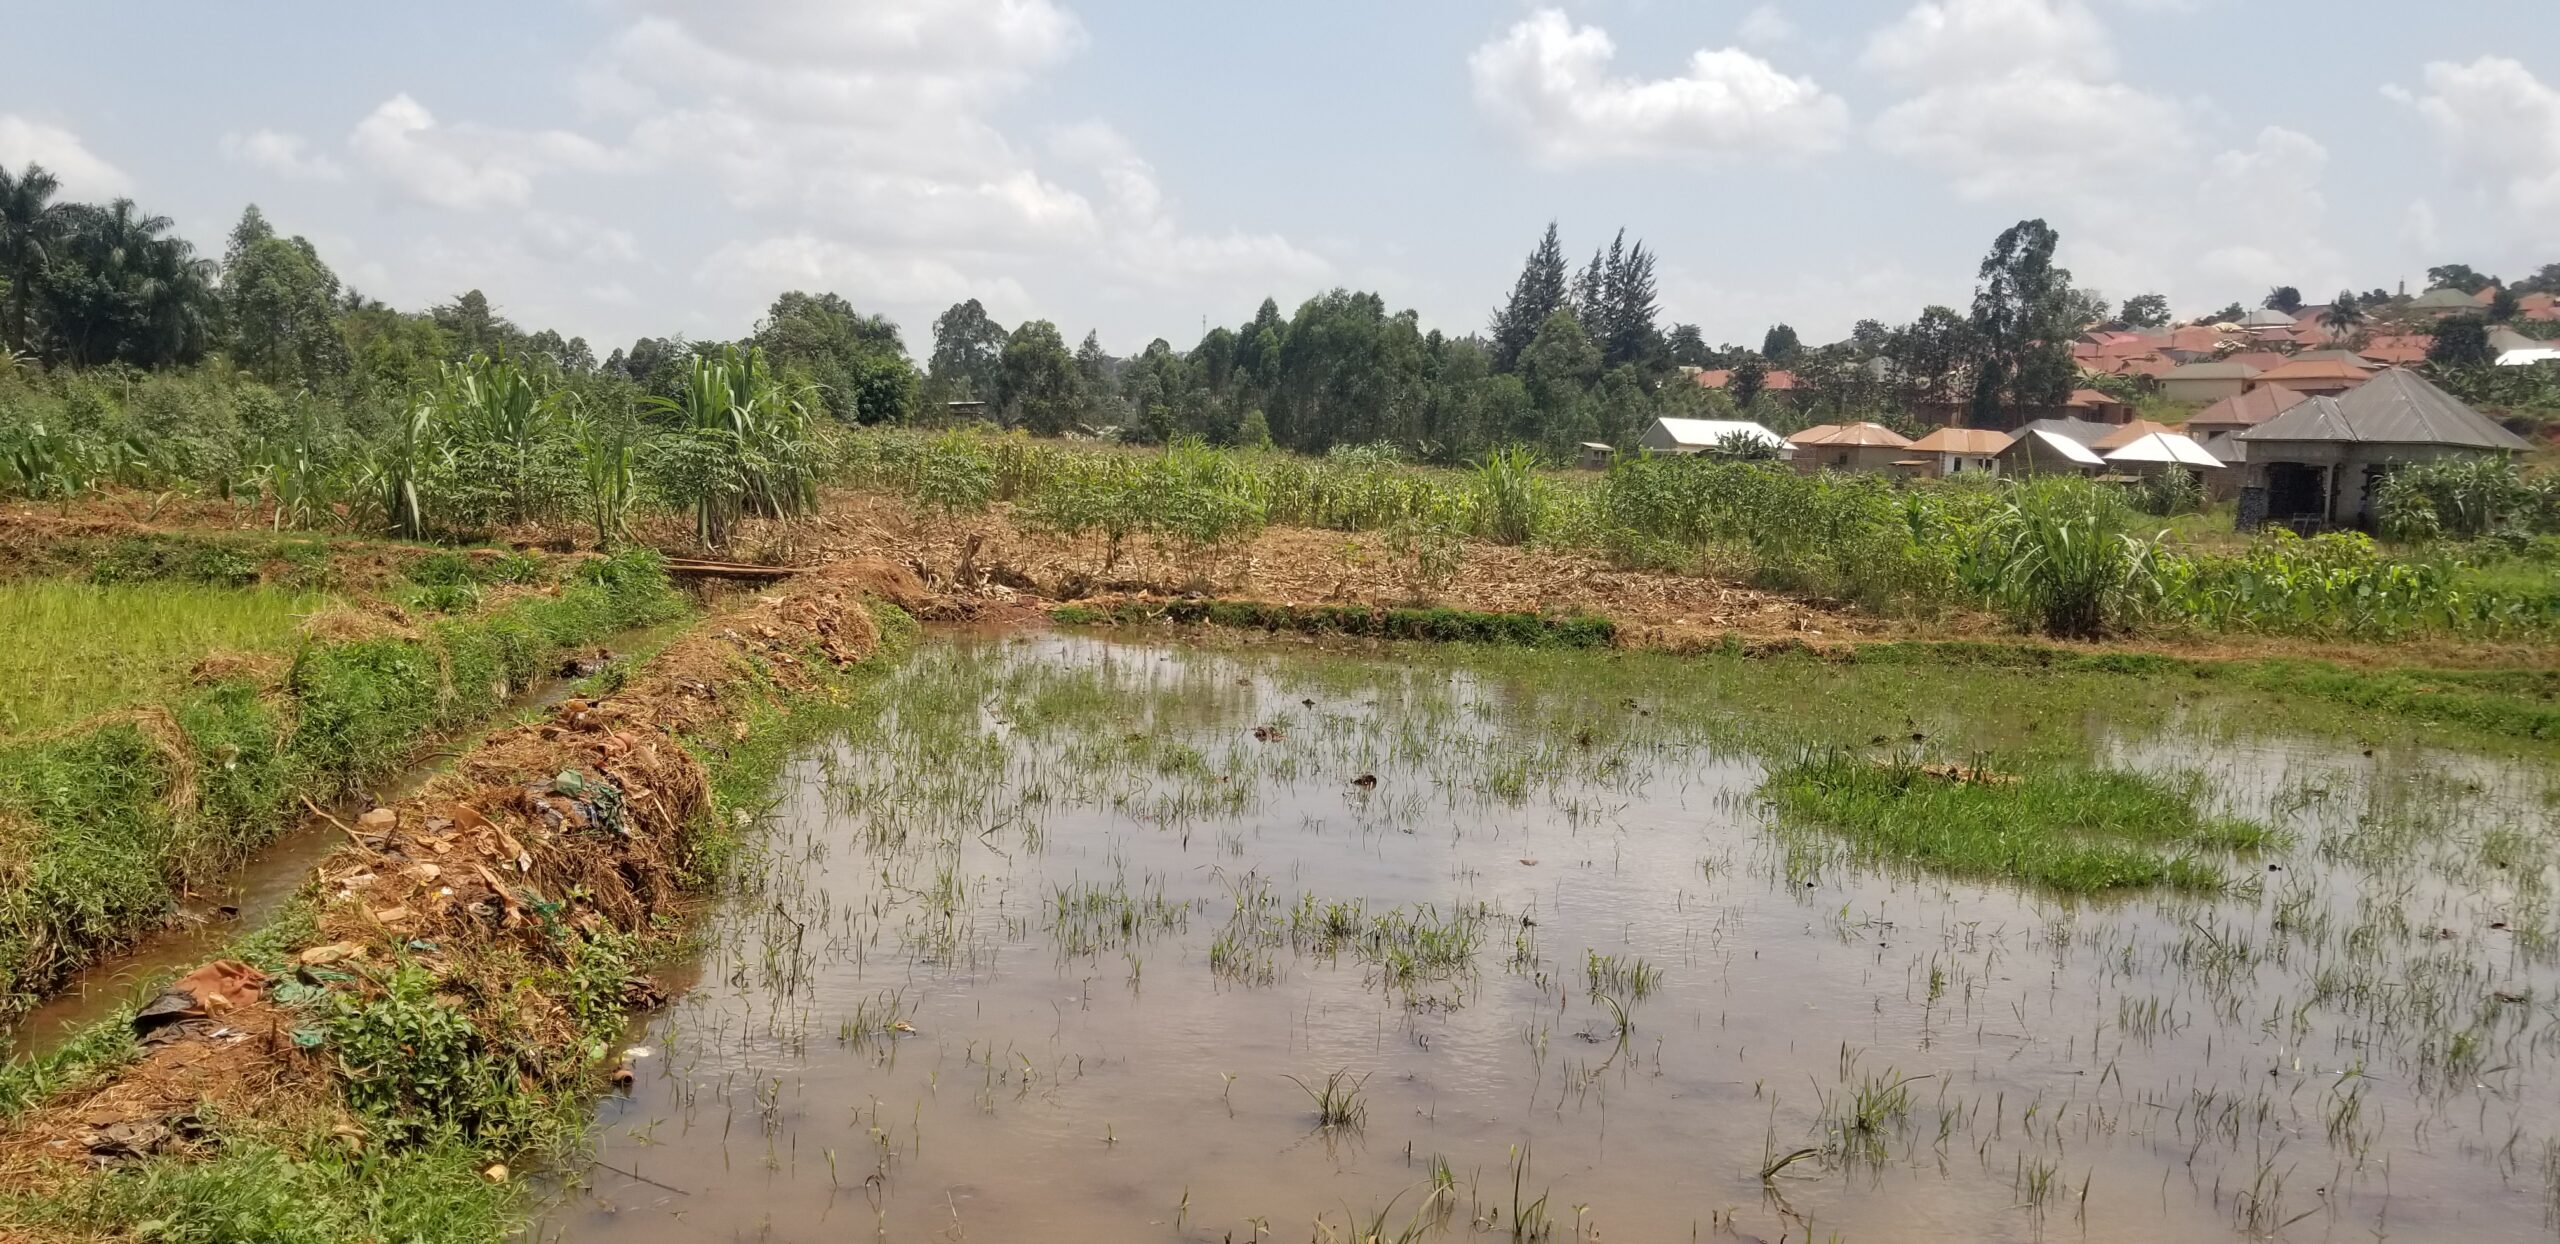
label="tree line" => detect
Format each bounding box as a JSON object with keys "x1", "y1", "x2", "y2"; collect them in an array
[{"x1": 7, "y1": 156, "x2": 2555, "y2": 471}]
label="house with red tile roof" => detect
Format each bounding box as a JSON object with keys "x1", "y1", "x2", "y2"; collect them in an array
[
  {"x1": 1691, "y1": 368, "x2": 1797, "y2": 392},
  {"x1": 2358, "y1": 335, "x2": 2432, "y2": 366},
  {"x1": 2249, "y1": 357, "x2": 2373, "y2": 396},
  {"x1": 2184, "y1": 386, "x2": 2308, "y2": 440}
]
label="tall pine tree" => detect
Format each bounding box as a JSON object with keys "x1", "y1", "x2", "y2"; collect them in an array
[{"x1": 1489, "y1": 222, "x2": 1568, "y2": 372}]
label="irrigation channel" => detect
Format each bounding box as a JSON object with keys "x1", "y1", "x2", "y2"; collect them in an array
[
  {"x1": 538, "y1": 630, "x2": 2560, "y2": 1242},
  {"x1": 4, "y1": 640, "x2": 647, "y2": 1053}
]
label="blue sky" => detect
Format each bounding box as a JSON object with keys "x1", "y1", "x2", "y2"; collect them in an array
[{"x1": 4, "y1": 1, "x2": 2555, "y2": 356}]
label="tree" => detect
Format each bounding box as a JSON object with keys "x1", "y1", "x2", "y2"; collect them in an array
[
  {"x1": 1848, "y1": 319, "x2": 1892, "y2": 356},
  {"x1": 1761, "y1": 323, "x2": 1802, "y2": 364},
  {"x1": 1965, "y1": 219, "x2": 2075, "y2": 422},
  {"x1": 0, "y1": 163, "x2": 67, "y2": 355},
  {"x1": 2062, "y1": 288, "x2": 2110, "y2": 331},
  {"x1": 997, "y1": 319, "x2": 1079, "y2": 435},
  {"x1": 1887, "y1": 306, "x2": 1977, "y2": 411},
  {"x1": 753, "y1": 290, "x2": 914, "y2": 423},
  {"x1": 221, "y1": 205, "x2": 347, "y2": 386},
  {"x1": 2518, "y1": 263, "x2": 2560, "y2": 296},
  {"x1": 1586, "y1": 230, "x2": 1661, "y2": 369},
  {"x1": 1729, "y1": 355, "x2": 1769, "y2": 408},
  {"x1": 1269, "y1": 289, "x2": 1428, "y2": 453},
  {"x1": 2117, "y1": 293, "x2": 2170, "y2": 329},
  {"x1": 2263, "y1": 286, "x2": 2303, "y2": 314},
  {"x1": 41, "y1": 198, "x2": 216, "y2": 367},
  {"x1": 2202, "y1": 302, "x2": 2246, "y2": 325},
  {"x1": 2427, "y1": 316, "x2": 2493, "y2": 368},
  {"x1": 927, "y1": 298, "x2": 1007, "y2": 399},
  {"x1": 2319, "y1": 291, "x2": 2365, "y2": 339},
  {"x1": 431, "y1": 289, "x2": 518, "y2": 359},
  {"x1": 2488, "y1": 286, "x2": 2520, "y2": 323},
  {"x1": 1663, "y1": 323, "x2": 1709, "y2": 368},
  {"x1": 2426, "y1": 264, "x2": 2494, "y2": 295},
  {"x1": 1489, "y1": 222, "x2": 1569, "y2": 372}
]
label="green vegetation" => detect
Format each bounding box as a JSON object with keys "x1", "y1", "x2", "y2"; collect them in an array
[
  {"x1": 1052, "y1": 599, "x2": 1614, "y2": 647},
  {"x1": 0, "y1": 601, "x2": 917, "y2": 1243},
  {"x1": 0, "y1": 581, "x2": 326, "y2": 735},
  {"x1": 1761, "y1": 751, "x2": 2276, "y2": 892},
  {"x1": 875, "y1": 430, "x2": 2554, "y2": 640},
  {"x1": 0, "y1": 550, "x2": 683, "y2": 1020}
]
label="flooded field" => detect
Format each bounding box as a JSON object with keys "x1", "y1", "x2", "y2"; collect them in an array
[{"x1": 541, "y1": 631, "x2": 2560, "y2": 1242}]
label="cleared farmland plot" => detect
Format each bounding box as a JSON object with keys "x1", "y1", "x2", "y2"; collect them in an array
[{"x1": 540, "y1": 632, "x2": 2560, "y2": 1242}]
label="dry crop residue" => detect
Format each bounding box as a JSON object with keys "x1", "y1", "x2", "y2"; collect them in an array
[
  {"x1": 804, "y1": 491, "x2": 1904, "y2": 640},
  {"x1": 0, "y1": 556, "x2": 935, "y2": 1198}
]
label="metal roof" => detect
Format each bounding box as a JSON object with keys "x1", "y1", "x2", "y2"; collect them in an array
[
  {"x1": 2187, "y1": 386, "x2": 2307, "y2": 430},
  {"x1": 1905, "y1": 428, "x2": 2010, "y2": 454},
  {"x1": 2002, "y1": 428, "x2": 2105, "y2": 466},
  {"x1": 2252, "y1": 358, "x2": 2374, "y2": 382},
  {"x1": 1648, "y1": 418, "x2": 1792, "y2": 450},
  {"x1": 2010, "y1": 416, "x2": 2115, "y2": 447},
  {"x1": 2235, "y1": 368, "x2": 2530, "y2": 450},
  {"x1": 2092, "y1": 419, "x2": 2179, "y2": 451},
  {"x1": 2164, "y1": 361, "x2": 2259, "y2": 380},
  {"x1": 2409, "y1": 288, "x2": 2479, "y2": 310},
  {"x1": 2104, "y1": 431, "x2": 2225, "y2": 467},
  {"x1": 1805, "y1": 422, "x2": 1913, "y2": 448},
  {"x1": 2239, "y1": 307, "x2": 2297, "y2": 327}
]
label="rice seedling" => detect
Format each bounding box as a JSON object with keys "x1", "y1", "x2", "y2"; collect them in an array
[
  {"x1": 0, "y1": 580, "x2": 328, "y2": 736},
  {"x1": 1285, "y1": 1069, "x2": 1370, "y2": 1130}
]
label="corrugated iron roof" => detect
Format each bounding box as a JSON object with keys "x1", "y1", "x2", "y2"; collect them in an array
[
  {"x1": 2011, "y1": 416, "x2": 2115, "y2": 447},
  {"x1": 2165, "y1": 361, "x2": 2259, "y2": 380},
  {"x1": 2252, "y1": 358, "x2": 2374, "y2": 382},
  {"x1": 2235, "y1": 368, "x2": 2530, "y2": 450},
  {"x1": 2105, "y1": 431, "x2": 2224, "y2": 467},
  {"x1": 1788, "y1": 423, "x2": 1844, "y2": 445},
  {"x1": 2002, "y1": 428, "x2": 2106, "y2": 466},
  {"x1": 2187, "y1": 386, "x2": 2307, "y2": 430},
  {"x1": 1905, "y1": 428, "x2": 2010, "y2": 454},
  {"x1": 1813, "y1": 422, "x2": 1914, "y2": 448},
  {"x1": 1650, "y1": 418, "x2": 1792, "y2": 450},
  {"x1": 2093, "y1": 419, "x2": 2178, "y2": 451}
]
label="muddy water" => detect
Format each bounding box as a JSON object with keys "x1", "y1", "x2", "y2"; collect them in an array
[
  {"x1": 542, "y1": 633, "x2": 2560, "y2": 1243},
  {"x1": 7, "y1": 657, "x2": 618, "y2": 1052}
]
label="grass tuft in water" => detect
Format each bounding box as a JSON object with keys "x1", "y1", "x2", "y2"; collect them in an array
[{"x1": 1761, "y1": 751, "x2": 2276, "y2": 892}]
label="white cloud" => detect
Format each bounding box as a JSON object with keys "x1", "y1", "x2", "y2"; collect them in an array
[
  {"x1": 2386, "y1": 56, "x2": 2560, "y2": 246},
  {"x1": 1864, "y1": 0, "x2": 2347, "y2": 319},
  {"x1": 1861, "y1": 0, "x2": 2112, "y2": 86},
  {"x1": 698, "y1": 234, "x2": 1036, "y2": 322},
  {"x1": 1468, "y1": 9, "x2": 1848, "y2": 166},
  {"x1": 0, "y1": 115, "x2": 132, "y2": 197},
  {"x1": 220, "y1": 129, "x2": 344, "y2": 181},
  {"x1": 349, "y1": 93, "x2": 618, "y2": 211},
  {"x1": 1737, "y1": 5, "x2": 1794, "y2": 47},
  {"x1": 1872, "y1": 72, "x2": 2189, "y2": 202}
]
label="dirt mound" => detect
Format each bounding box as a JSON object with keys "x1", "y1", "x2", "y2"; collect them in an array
[
  {"x1": 0, "y1": 557, "x2": 927, "y2": 1192},
  {"x1": 800, "y1": 491, "x2": 1908, "y2": 640}
]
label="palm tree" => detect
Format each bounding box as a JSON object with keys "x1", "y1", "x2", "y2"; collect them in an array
[
  {"x1": 2319, "y1": 292, "x2": 2366, "y2": 341},
  {"x1": 0, "y1": 163, "x2": 67, "y2": 355}
]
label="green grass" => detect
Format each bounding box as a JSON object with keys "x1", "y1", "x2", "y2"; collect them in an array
[
  {"x1": 1053, "y1": 599, "x2": 1615, "y2": 648},
  {"x1": 0, "y1": 551, "x2": 688, "y2": 1021},
  {"x1": 0, "y1": 599, "x2": 921, "y2": 1244},
  {"x1": 0, "y1": 581, "x2": 330, "y2": 736},
  {"x1": 1761, "y1": 751, "x2": 2277, "y2": 892},
  {"x1": 1844, "y1": 642, "x2": 2560, "y2": 742}
]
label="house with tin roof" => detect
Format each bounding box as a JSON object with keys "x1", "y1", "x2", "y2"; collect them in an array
[{"x1": 2231, "y1": 369, "x2": 2531, "y2": 531}]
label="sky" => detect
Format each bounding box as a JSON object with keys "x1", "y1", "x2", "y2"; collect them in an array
[{"x1": 5, "y1": 0, "x2": 2557, "y2": 358}]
